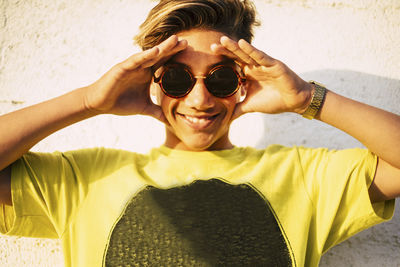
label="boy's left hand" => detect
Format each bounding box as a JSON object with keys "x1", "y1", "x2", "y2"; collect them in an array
[{"x1": 211, "y1": 36, "x2": 314, "y2": 119}]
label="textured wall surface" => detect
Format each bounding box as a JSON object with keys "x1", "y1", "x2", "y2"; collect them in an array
[{"x1": 0, "y1": 0, "x2": 399, "y2": 266}]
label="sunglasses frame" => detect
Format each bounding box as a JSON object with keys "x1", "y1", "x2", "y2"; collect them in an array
[{"x1": 153, "y1": 64, "x2": 246, "y2": 98}]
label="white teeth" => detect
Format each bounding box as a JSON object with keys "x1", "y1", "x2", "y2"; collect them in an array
[
  {"x1": 184, "y1": 115, "x2": 210, "y2": 124},
  {"x1": 179, "y1": 113, "x2": 217, "y2": 129}
]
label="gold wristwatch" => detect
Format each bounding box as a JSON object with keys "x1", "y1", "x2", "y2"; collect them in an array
[{"x1": 302, "y1": 81, "x2": 327, "y2": 120}]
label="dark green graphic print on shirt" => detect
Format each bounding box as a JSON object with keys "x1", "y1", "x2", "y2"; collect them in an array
[{"x1": 104, "y1": 178, "x2": 294, "y2": 266}]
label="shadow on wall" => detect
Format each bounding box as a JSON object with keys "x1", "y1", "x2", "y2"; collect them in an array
[
  {"x1": 255, "y1": 69, "x2": 400, "y2": 266},
  {"x1": 255, "y1": 69, "x2": 400, "y2": 150}
]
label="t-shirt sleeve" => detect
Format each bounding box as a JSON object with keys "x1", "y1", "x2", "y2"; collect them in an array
[
  {"x1": 296, "y1": 147, "x2": 395, "y2": 253},
  {"x1": 0, "y1": 148, "x2": 129, "y2": 238}
]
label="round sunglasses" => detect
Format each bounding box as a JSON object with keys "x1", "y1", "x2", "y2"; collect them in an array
[{"x1": 153, "y1": 64, "x2": 246, "y2": 98}]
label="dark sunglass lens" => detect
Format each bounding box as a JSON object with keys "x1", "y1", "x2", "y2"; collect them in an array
[
  {"x1": 162, "y1": 67, "x2": 192, "y2": 97},
  {"x1": 205, "y1": 67, "x2": 239, "y2": 97}
]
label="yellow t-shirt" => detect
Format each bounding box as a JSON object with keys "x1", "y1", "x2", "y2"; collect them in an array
[{"x1": 0, "y1": 145, "x2": 395, "y2": 266}]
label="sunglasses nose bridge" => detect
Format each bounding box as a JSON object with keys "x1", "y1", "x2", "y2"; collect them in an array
[
  {"x1": 190, "y1": 74, "x2": 209, "y2": 92},
  {"x1": 191, "y1": 75, "x2": 210, "y2": 93},
  {"x1": 192, "y1": 75, "x2": 213, "y2": 96},
  {"x1": 193, "y1": 75, "x2": 207, "y2": 80},
  {"x1": 183, "y1": 75, "x2": 216, "y2": 109}
]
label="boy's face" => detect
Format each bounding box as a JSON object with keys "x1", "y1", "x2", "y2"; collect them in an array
[{"x1": 153, "y1": 29, "x2": 245, "y2": 151}]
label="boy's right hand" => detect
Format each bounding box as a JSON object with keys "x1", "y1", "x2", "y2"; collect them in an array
[{"x1": 83, "y1": 35, "x2": 187, "y2": 123}]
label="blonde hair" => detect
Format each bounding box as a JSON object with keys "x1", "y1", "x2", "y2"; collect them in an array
[{"x1": 134, "y1": 0, "x2": 260, "y2": 50}]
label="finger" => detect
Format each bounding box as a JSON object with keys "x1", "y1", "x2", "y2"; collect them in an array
[
  {"x1": 121, "y1": 35, "x2": 185, "y2": 71},
  {"x1": 211, "y1": 43, "x2": 258, "y2": 67},
  {"x1": 156, "y1": 34, "x2": 180, "y2": 53},
  {"x1": 220, "y1": 36, "x2": 258, "y2": 66},
  {"x1": 210, "y1": 43, "x2": 244, "y2": 62},
  {"x1": 158, "y1": 35, "x2": 187, "y2": 55},
  {"x1": 142, "y1": 35, "x2": 186, "y2": 68},
  {"x1": 237, "y1": 39, "x2": 276, "y2": 67},
  {"x1": 146, "y1": 39, "x2": 188, "y2": 70},
  {"x1": 121, "y1": 46, "x2": 160, "y2": 71}
]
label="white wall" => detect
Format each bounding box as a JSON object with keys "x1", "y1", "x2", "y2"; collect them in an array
[{"x1": 0, "y1": 0, "x2": 399, "y2": 266}]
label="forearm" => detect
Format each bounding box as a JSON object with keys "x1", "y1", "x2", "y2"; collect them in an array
[
  {"x1": 0, "y1": 87, "x2": 95, "y2": 171},
  {"x1": 316, "y1": 90, "x2": 400, "y2": 168}
]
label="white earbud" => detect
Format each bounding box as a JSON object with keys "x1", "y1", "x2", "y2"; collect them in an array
[
  {"x1": 150, "y1": 83, "x2": 161, "y2": 106},
  {"x1": 239, "y1": 86, "x2": 247, "y2": 103},
  {"x1": 150, "y1": 94, "x2": 160, "y2": 106}
]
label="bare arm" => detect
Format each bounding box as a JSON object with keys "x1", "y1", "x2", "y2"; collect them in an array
[
  {"x1": 0, "y1": 88, "x2": 93, "y2": 206},
  {"x1": 0, "y1": 35, "x2": 188, "y2": 205},
  {"x1": 0, "y1": 88, "x2": 93, "y2": 172},
  {"x1": 317, "y1": 90, "x2": 400, "y2": 202}
]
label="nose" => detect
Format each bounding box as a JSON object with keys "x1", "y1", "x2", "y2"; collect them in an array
[{"x1": 183, "y1": 78, "x2": 215, "y2": 110}]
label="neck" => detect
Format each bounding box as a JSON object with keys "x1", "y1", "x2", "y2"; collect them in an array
[{"x1": 164, "y1": 132, "x2": 234, "y2": 151}]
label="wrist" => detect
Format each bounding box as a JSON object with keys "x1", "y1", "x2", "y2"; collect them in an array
[
  {"x1": 301, "y1": 81, "x2": 327, "y2": 119},
  {"x1": 294, "y1": 82, "x2": 314, "y2": 115},
  {"x1": 80, "y1": 85, "x2": 107, "y2": 117}
]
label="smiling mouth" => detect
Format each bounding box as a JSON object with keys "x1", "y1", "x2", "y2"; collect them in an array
[{"x1": 177, "y1": 113, "x2": 219, "y2": 130}]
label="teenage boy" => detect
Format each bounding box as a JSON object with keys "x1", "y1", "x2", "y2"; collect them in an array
[{"x1": 0, "y1": 0, "x2": 399, "y2": 266}]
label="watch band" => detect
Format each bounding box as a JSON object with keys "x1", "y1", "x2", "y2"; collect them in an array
[{"x1": 302, "y1": 81, "x2": 327, "y2": 120}]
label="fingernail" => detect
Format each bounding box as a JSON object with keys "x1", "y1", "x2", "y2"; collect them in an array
[
  {"x1": 221, "y1": 36, "x2": 231, "y2": 42},
  {"x1": 179, "y1": 39, "x2": 188, "y2": 46}
]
